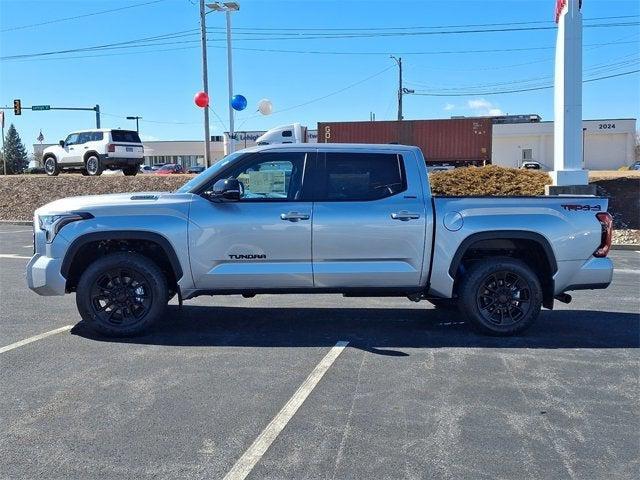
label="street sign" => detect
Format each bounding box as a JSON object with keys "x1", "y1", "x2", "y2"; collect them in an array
[
  {"x1": 13, "y1": 99, "x2": 21, "y2": 115},
  {"x1": 31, "y1": 105, "x2": 50, "y2": 111}
]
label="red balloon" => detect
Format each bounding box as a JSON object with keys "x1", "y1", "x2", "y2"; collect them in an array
[{"x1": 194, "y1": 91, "x2": 209, "y2": 108}]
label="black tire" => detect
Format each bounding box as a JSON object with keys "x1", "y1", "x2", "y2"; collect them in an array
[
  {"x1": 85, "y1": 154, "x2": 103, "y2": 176},
  {"x1": 81, "y1": 170, "x2": 89, "y2": 176},
  {"x1": 123, "y1": 166, "x2": 138, "y2": 176},
  {"x1": 44, "y1": 156, "x2": 60, "y2": 176},
  {"x1": 458, "y1": 257, "x2": 542, "y2": 336},
  {"x1": 76, "y1": 252, "x2": 168, "y2": 337},
  {"x1": 428, "y1": 298, "x2": 458, "y2": 310}
]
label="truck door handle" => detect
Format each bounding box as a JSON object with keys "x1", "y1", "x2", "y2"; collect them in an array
[
  {"x1": 281, "y1": 212, "x2": 310, "y2": 222},
  {"x1": 391, "y1": 211, "x2": 421, "y2": 221}
]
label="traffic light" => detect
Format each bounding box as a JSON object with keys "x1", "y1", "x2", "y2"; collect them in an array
[{"x1": 13, "y1": 99, "x2": 21, "y2": 115}]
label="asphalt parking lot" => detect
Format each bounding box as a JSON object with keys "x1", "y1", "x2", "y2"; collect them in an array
[{"x1": 1, "y1": 224, "x2": 638, "y2": 479}]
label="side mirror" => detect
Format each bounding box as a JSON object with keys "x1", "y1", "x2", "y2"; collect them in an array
[
  {"x1": 211, "y1": 178, "x2": 243, "y2": 201},
  {"x1": 59, "y1": 140, "x2": 65, "y2": 147}
]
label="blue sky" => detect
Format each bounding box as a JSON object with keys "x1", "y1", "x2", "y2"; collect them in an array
[{"x1": 1, "y1": 0, "x2": 638, "y2": 151}]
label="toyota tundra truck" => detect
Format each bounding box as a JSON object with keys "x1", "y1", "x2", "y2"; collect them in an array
[{"x1": 27, "y1": 144, "x2": 614, "y2": 337}]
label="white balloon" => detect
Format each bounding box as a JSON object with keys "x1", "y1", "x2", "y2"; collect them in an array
[{"x1": 257, "y1": 99, "x2": 273, "y2": 116}]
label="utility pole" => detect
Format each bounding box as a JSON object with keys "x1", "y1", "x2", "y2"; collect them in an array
[
  {"x1": 95, "y1": 104, "x2": 100, "y2": 128},
  {"x1": 199, "y1": 0, "x2": 211, "y2": 167},
  {"x1": 390, "y1": 56, "x2": 403, "y2": 121}
]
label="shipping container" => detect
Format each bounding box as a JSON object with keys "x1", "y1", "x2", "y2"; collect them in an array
[{"x1": 316, "y1": 119, "x2": 492, "y2": 166}]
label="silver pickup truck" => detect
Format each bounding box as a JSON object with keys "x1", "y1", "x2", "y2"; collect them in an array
[{"x1": 27, "y1": 144, "x2": 614, "y2": 337}]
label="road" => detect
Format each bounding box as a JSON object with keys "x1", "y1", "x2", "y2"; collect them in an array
[{"x1": 1, "y1": 224, "x2": 638, "y2": 479}]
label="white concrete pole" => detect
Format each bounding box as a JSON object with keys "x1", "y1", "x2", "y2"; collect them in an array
[{"x1": 552, "y1": 0, "x2": 587, "y2": 186}]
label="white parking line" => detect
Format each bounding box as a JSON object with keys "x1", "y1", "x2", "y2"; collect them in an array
[
  {"x1": 0, "y1": 254, "x2": 30, "y2": 259},
  {"x1": 223, "y1": 340, "x2": 349, "y2": 480},
  {"x1": 0, "y1": 229, "x2": 32, "y2": 234},
  {"x1": 615, "y1": 268, "x2": 640, "y2": 275},
  {"x1": 0, "y1": 325, "x2": 73, "y2": 354}
]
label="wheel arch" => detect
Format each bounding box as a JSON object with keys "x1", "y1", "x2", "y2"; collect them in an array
[
  {"x1": 449, "y1": 230, "x2": 557, "y2": 308},
  {"x1": 61, "y1": 231, "x2": 183, "y2": 292},
  {"x1": 83, "y1": 150, "x2": 100, "y2": 162}
]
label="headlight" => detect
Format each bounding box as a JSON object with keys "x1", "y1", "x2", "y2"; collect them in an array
[{"x1": 38, "y1": 212, "x2": 93, "y2": 242}]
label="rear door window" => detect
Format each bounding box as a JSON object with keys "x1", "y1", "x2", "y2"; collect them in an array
[
  {"x1": 111, "y1": 130, "x2": 141, "y2": 143},
  {"x1": 77, "y1": 132, "x2": 92, "y2": 144},
  {"x1": 316, "y1": 152, "x2": 406, "y2": 201}
]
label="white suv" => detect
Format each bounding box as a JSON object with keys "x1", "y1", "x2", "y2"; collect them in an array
[{"x1": 42, "y1": 129, "x2": 144, "y2": 176}]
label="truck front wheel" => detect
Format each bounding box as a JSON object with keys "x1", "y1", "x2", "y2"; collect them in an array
[
  {"x1": 76, "y1": 253, "x2": 168, "y2": 337},
  {"x1": 458, "y1": 257, "x2": 542, "y2": 336}
]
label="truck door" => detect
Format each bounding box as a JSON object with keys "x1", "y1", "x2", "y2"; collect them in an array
[
  {"x1": 312, "y1": 150, "x2": 427, "y2": 288},
  {"x1": 61, "y1": 132, "x2": 82, "y2": 165},
  {"x1": 188, "y1": 151, "x2": 315, "y2": 290}
]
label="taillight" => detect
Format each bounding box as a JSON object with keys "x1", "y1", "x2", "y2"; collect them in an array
[
  {"x1": 107, "y1": 144, "x2": 115, "y2": 153},
  {"x1": 593, "y1": 212, "x2": 613, "y2": 258}
]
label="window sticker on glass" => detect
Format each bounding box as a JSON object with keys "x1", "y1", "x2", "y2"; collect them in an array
[{"x1": 247, "y1": 170, "x2": 286, "y2": 196}]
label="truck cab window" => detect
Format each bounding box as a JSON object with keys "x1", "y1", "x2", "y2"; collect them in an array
[
  {"x1": 214, "y1": 152, "x2": 307, "y2": 201},
  {"x1": 320, "y1": 152, "x2": 406, "y2": 201}
]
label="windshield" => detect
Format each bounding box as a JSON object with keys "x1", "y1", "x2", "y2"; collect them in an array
[{"x1": 176, "y1": 151, "x2": 245, "y2": 193}]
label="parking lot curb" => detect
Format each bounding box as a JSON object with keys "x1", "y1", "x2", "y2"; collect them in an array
[
  {"x1": 611, "y1": 244, "x2": 640, "y2": 251},
  {"x1": 0, "y1": 220, "x2": 33, "y2": 226}
]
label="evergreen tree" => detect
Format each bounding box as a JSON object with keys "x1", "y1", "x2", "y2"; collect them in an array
[{"x1": 2, "y1": 124, "x2": 28, "y2": 174}]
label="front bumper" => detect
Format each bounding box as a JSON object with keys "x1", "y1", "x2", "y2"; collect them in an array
[
  {"x1": 563, "y1": 257, "x2": 614, "y2": 291},
  {"x1": 26, "y1": 254, "x2": 67, "y2": 296}
]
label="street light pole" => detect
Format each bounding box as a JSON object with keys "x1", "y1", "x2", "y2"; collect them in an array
[
  {"x1": 126, "y1": 116, "x2": 142, "y2": 133},
  {"x1": 225, "y1": 10, "x2": 235, "y2": 153},
  {"x1": 200, "y1": 0, "x2": 211, "y2": 167},
  {"x1": 208, "y1": 2, "x2": 239, "y2": 154}
]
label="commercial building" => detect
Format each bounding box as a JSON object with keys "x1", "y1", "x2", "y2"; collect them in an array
[
  {"x1": 33, "y1": 116, "x2": 636, "y2": 171},
  {"x1": 492, "y1": 118, "x2": 636, "y2": 170}
]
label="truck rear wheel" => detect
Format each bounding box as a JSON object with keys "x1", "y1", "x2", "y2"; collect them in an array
[
  {"x1": 123, "y1": 166, "x2": 138, "y2": 176},
  {"x1": 458, "y1": 257, "x2": 542, "y2": 336},
  {"x1": 76, "y1": 253, "x2": 168, "y2": 337}
]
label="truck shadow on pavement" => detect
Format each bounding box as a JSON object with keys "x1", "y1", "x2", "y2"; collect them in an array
[{"x1": 71, "y1": 305, "x2": 640, "y2": 353}]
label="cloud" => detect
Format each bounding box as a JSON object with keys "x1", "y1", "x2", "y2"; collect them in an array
[
  {"x1": 443, "y1": 103, "x2": 455, "y2": 111},
  {"x1": 467, "y1": 98, "x2": 504, "y2": 116}
]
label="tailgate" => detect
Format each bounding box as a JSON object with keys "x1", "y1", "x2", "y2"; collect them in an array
[{"x1": 113, "y1": 143, "x2": 144, "y2": 158}]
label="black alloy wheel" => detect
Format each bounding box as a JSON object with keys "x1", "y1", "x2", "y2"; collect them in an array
[
  {"x1": 89, "y1": 268, "x2": 153, "y2": 329},
  {"x1": 476, "y1": 270, "x2": 531, "y2": 326},
  {"x1": 76, "y1": 253, "x2": 168, "y2": 337},
  {"x1": 458, "y1": 257, "x2": 542, "y2": 336}
]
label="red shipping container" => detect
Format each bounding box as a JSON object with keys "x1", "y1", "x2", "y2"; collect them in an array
[{"x1": 316, "y1": 119, "x2": 492, "y2": 166}]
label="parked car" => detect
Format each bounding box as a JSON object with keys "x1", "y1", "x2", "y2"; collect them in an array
[
  {"x1": 521, "y1": 161, "x2": 542, "y2": 170},
  {"x1": 629, "y1": 162, "x2": 640, "y2": 171},
  {"x1": 41, "y1": 129, "x2": 144, "y2": 177},
  {"x1": 154, "y1": 163, "x2": 184, "y2": 175},
  {"x1": 27, "y1": 144, "x2": 614, "y2": 337},
  {"x1": 187, "y1": 165, "x2": 206, "y2": 174},
  {"x1": 139, "y1": 165, "x2": 154, "y2": 174},
  {"x1": 23, "y1": 160, "x2": 45, "y2": 174}
]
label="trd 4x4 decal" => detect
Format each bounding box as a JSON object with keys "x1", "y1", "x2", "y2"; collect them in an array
[{"x1": 561, "y1": 204, "x2": 601, "y2": 212}]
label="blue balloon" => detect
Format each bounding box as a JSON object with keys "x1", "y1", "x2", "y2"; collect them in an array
[{"x1": 231, "y1": 94, "x2": 247, "y2": 111}]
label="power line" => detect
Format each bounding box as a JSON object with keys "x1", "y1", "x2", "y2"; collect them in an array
[
  {"x1": 408, "y1": 69, "x2": 640, "y2": 96},
  {"x1": 236, "y1": 65, "x2": 395, "y2": 123},
  {"x1": 0, "y1": 0, "x2": 167, "y2": 33},
  {"x1": 225, "y1": 14, "x2": 640, "y2": 31}
]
